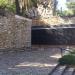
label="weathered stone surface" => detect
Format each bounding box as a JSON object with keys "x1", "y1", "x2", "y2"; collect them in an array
[
  {"x1": 0, "y1": 14, "x2": 31, "y2": 50},
  {"x1": 25, "y1": 0, "x2": 53, "y2": 19},
  {"x1": 32, "y1": 16, "x2": 75, "y2": 26}
]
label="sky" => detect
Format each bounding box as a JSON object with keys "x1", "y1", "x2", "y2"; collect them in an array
[{"x1": 57, "y1": 0, "x2": 68, "y2": 10}]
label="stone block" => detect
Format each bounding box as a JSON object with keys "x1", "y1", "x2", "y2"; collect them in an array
[{"x1": 0, "y1": 14, "x2": 32, "y2": 50}]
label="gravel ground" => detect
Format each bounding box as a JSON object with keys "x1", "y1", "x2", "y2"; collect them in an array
[{"x1": 0, "y1": 48, "x2": 61, "y2": 75}]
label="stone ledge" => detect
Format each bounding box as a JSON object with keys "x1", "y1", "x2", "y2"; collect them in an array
[
  {"x1": 0, "y1": 47, "x2": 31, "y2": 52},
  {"x1": 15, "y1": 15, "x2": 32, "y2": 22}
]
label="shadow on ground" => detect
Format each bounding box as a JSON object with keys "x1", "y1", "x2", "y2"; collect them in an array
[{"x1": 0, "y1": 48, "x2": 61, "y2": 75}]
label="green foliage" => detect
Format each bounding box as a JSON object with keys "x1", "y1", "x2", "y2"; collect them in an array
[
  {"x1": 0, "y1": 0, "x2": 8, "y2": 8},
  {"x1": 59, "y1": 49, "x2": 75, "y2": 65},
  {"x1": 6, "y1": 3, "x2": 16, "y2": 13},
  {"x1": 57, "y1": 2, "x2": 75, "y2": 16},
  {"x1": 57, "y1": 10, "x2": 65, "y2": 16},
  {"x1": 57, "y1": 10, "x2": 75, "y2": 16},
  {"x1": 67, "y1": 2, "x2": 75, "y2": 9},
  {"x1": 59, "y1": 55, "x2": 75, "y2": 65},
  {"x1": 0, "y1": 0, "x2": 16, "y2": 13},
  {"x1": 66, "y1": 10, "x2": 74, "y2": 16},
  {"x1": 66, "y1": 2, "x2": 75, "y2": 15}
]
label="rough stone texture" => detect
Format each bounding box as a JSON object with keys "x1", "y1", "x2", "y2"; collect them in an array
[
  {"x1": 0, "y1": 47, "x2": 61, "y2": 75},
  {"x1": 25, "y1": 0, "x2": 53, "y2": 19},
  {"x1": 0, "y1": 13, "x2": 31, "y2": 50},
  {"x1": 32, "y1": 16, "x2": 75, "y2": 26}
]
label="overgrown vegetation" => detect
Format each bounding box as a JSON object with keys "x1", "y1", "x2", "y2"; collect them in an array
[
  {"x1": 57, "y1": 10, "x2": 74, "y2": 16},
  {"x1": 0, "y1": 0, "x2": 57, "y2": 17},
  {"x1": 59, "y1": 55, "x2": 75, "y2": 65},
  {"x1": 0, "y1": 0, "x2": 38, "y2": 15},
  {"x1": 57, "y1": 1, "x2": 75, "y2": 16},
  {"x1": 0, "y1": 0, "x2": 8, "y2": 8},
  {"x1": 59, "y1": 49, "x2": 75, "y2": 65},
  {"x1": 6, "y1": 3, "x2": 16, "y2": 13},
  {"x1": 0, "y1": 0, "x2": 16, "y2": 13}
]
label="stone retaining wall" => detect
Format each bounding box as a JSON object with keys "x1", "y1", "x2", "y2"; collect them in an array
[
  {"x1": 0, "y1": 14, "x2": 31, "y2": 50},
  {"x1": 32, "y1": 45, "x2": 75, "y2": 51}
]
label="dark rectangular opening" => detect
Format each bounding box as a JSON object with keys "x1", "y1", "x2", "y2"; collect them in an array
[{"x1": 32, "y1": 26, "x2": 75, "y2": 45}]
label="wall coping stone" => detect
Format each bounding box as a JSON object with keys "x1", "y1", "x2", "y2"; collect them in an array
[{"x1": 15, "y1": 15, "x2": 32, "y2": 22}]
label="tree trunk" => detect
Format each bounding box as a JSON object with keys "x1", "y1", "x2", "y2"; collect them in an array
[
  {"x1": 53, "y1": 0, "x2": 58, "y2": 15},
  {"x1": 15, "y1": 0, "x2": 20, "y2": 15}
]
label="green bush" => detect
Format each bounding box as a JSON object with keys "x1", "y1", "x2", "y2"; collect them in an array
[
  {"x1": 58, "y1": 55, "x2": 75, "y2": 65},
  {"x1": 0, "y1": 0, "x2": 8, "y2": 8},
  {"x1": 58, "y1": 48, "x2": 75, "y2": 66},
  {"x1": 6, "y1": 3, "x2": 16, "y2": 13},
  {"x1": 0, "y1": 0, "x2": 16, "y2": 13}
]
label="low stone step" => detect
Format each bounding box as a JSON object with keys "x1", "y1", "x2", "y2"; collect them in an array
[
  {"x1": 48, "y1": 64, "x2": 75, "y2": 75},
  {"x1": 62, "y1": 67, "x2": 74, "y2": 75},
  {"x1": 72, "y1": 69, "x2": 75, "y2": 75},
  {"x1": 48, "y1": 64, "x2": 66, "y2": 75},
  {"x1": 52, "y1": 66, "x2": 67, "y2": 75},
  {"x1": 48, "y1": 64, "x2": 59, "y2": 75}
]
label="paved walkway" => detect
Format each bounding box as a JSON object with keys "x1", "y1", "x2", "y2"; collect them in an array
[
  {"x1": 0, "y1": 48, "x2": 61, "y2": 75},
  {"x1": 48, "y1": 65, "x2": 75, "y2": 75}
]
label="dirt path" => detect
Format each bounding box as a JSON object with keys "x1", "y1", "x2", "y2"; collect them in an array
[{"x1": 0, "y1": 48, "x2": 61, "y2": 75}]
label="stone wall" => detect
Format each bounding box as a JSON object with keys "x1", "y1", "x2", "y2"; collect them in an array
[
  {"x1": 32, "y1": 45, "x2": 68, "y2": 51},
  {"x1": 0, "y1": 13, "x2": 31, "y2": 50}
]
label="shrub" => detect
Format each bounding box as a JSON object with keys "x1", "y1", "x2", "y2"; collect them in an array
[
  {"x1": 6, "y1": 3, "x2": 16, "y2": 13},
  {"x1": 0, "y1": 0, "x2": 8, "y2": 8},
  {"x1": 0, "y1": 0, "x2": 16, "y2": 13},
  {"x1": 59, "y1": 48, "x2": 75, "y2": 65},
  {"x1": 58, "y1": 55, "x2": 75, "y2": 65}
]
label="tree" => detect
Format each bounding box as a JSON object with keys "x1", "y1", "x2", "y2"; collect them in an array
[
  {"x1": 53, "y1": 0, "x2": 58, "y2": 15},
  {"x1": 66, "y1": 2, "x2": 75, "y2": 15},
  {"x1": 15, "y1": 0, "x2": 37, "y2": 15},
  {"x1": 67, "y1": 2, "x2": 75, "y2": 10}
]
